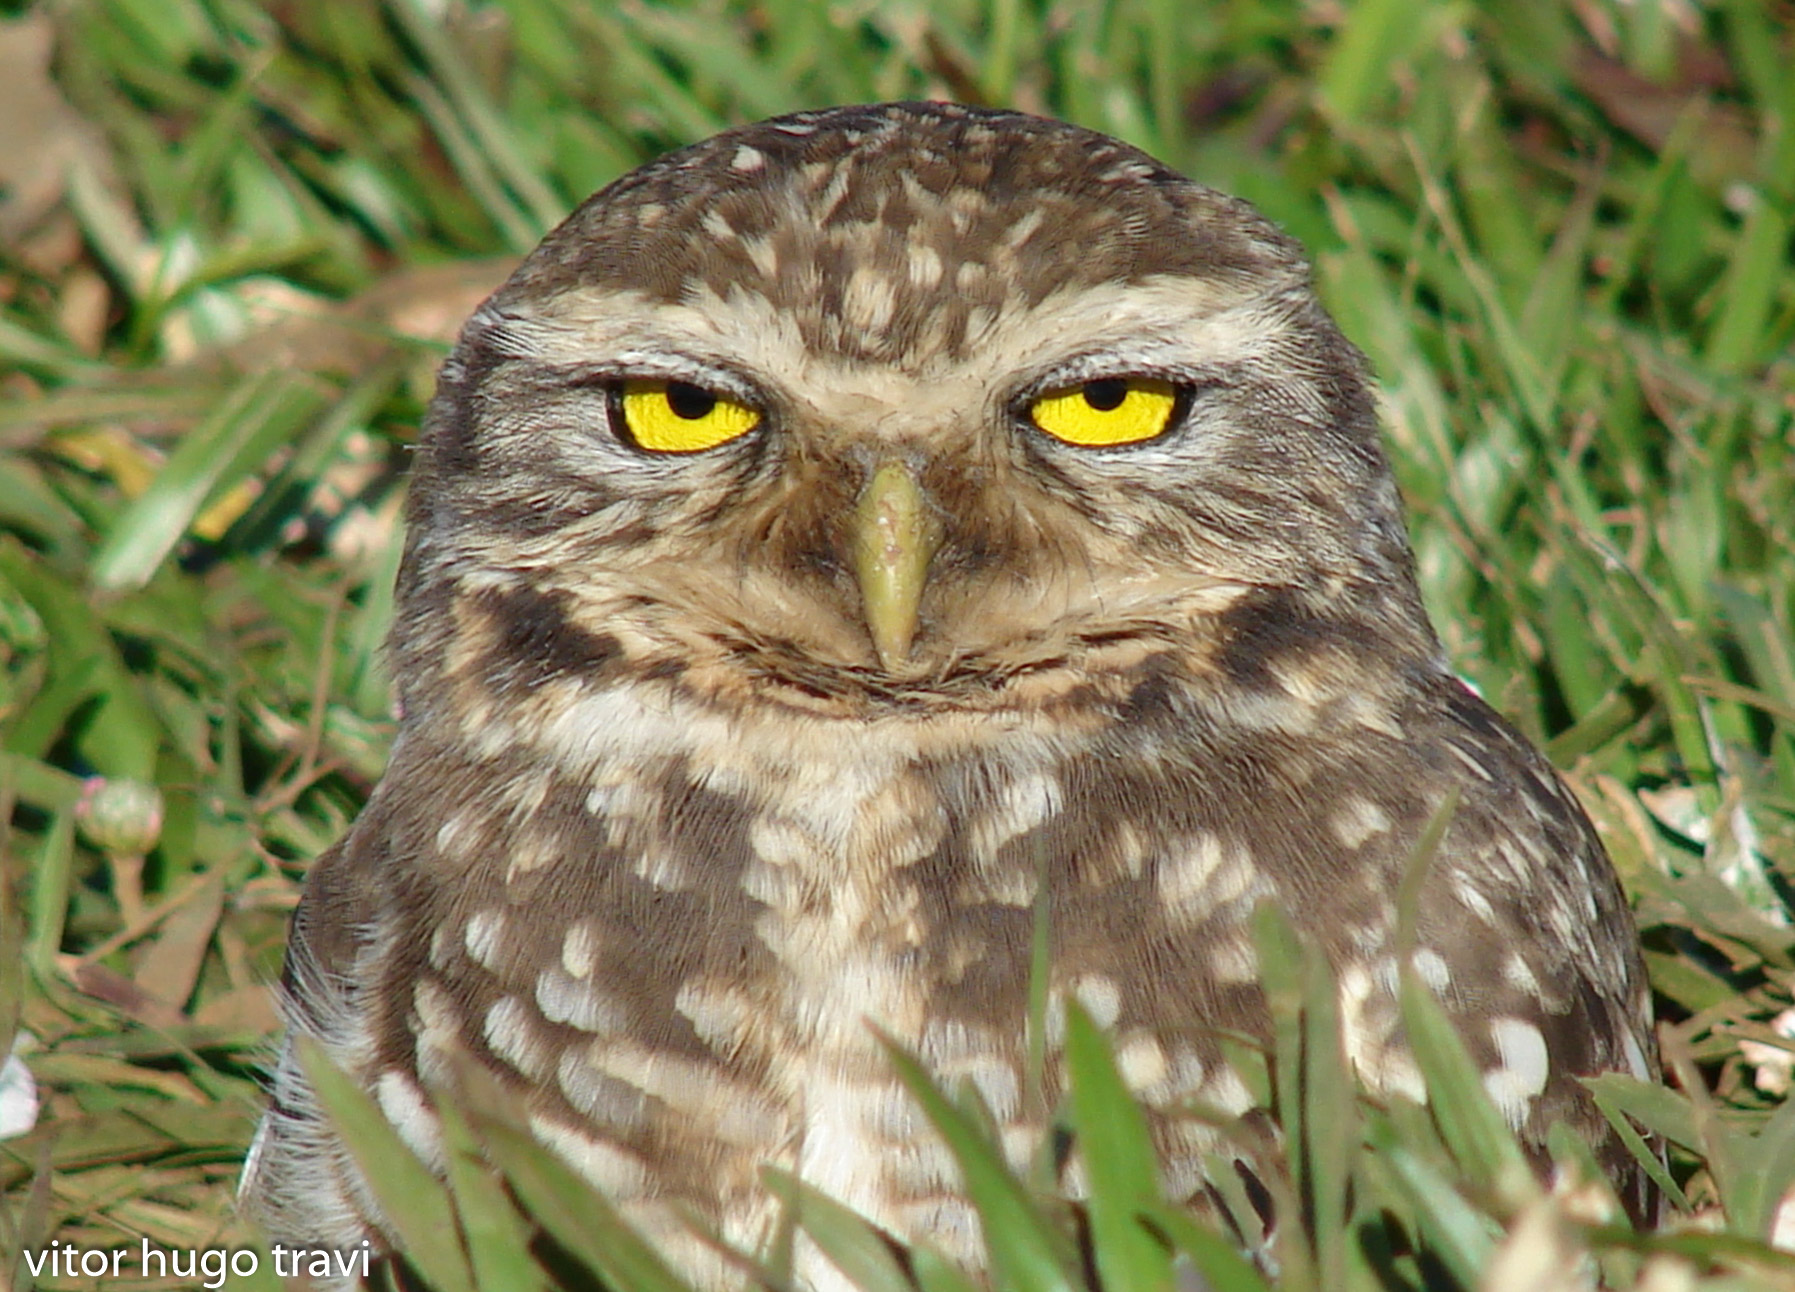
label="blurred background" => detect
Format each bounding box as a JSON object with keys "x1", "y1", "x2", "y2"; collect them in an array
[{"x1": 0, "y1": 1, "x2": 1791, "y2": 1287}]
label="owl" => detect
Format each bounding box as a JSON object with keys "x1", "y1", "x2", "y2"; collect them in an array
[{"x1": 241, "y1": 102, "x2": 1656, "y2": 1286}]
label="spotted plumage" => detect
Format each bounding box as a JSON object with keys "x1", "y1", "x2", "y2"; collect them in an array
[{"x1": 241, "y1": 102, "x2": 1655, "y2": 1286}]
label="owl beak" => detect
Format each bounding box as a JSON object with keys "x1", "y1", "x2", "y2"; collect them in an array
[{"x1": 851, "y1": 460, "x2": 942, "y2": 670}]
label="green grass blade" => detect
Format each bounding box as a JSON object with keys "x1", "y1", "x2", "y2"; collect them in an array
[
  {"x1": 89, "y1": 371, "x2": 325, "y2": 591},
  {"x1": 0, "y1": 543, "x2": 160, "y2": 778},
  {"x1": 1142, "y1": 1204, "x2": 1275, "y2": 1292},
  {"x1": 1363, "y1": 1118, "x2": 1499, "y2": 1287},
  {"x1": 1318, "y1": 0, "x2": 1436, "y2": 125},
  {"x1": 470, "y1": 1109, "x2": 695, "y2": 1292},
  {"x1": 1703, "y1": 198, "x2": 1789, "y2": 375},
  {"x1": 876, "y1": 1029, "x2": 1079, "y2": 1292},
  {"x1": 1711, "y1": 1078, "x2": 1795, "y2": 1241},
  {"x1": 22, "y1": 810, "x2": 75, "y2": 978},
  {"x1": 909, "y1": 1243, "x2": 984, "y2": 1292},
  {"x1": 1583, "y1": 1076, "x2": 1693, "y2": 1210},
  {"x1": 762, "y1": 1167, "x2": 913, "y2": 1292},
  {"x1": 1064, "y1": 999, "x2": 1172, "y2": 1292},
  {"x1": 1397, "y1": 969, "x2": 1535, "y2": 1199},
  {"x1": 1248, "y1": 902, "x2": 1317, "y2": 1286},
  {"x1": 1299, "y1": 936, "x2": 1354, "y2": 1290},
  {"x1": 435, "y1": 1100, "x2": 546, "y2": 1292},
  {"x1": 294, "y1": 1038, "x2": 476, "y2": 1292}
]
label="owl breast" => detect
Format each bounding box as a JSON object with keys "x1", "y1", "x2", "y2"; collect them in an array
[
  {"x1": 347, "y1": 601, "x2": 1431, "y2": 1276},
  {"x1": 392, "y1": 660, "x2": 1114, "y2": 1272},
  {"x1": 248, "y1": 550, "x2": 1652, "y2": 1292}
]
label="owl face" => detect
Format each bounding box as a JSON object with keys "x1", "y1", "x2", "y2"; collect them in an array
[{"x1": 398, "y1": 102, "x2": 1436, "y2": 721}]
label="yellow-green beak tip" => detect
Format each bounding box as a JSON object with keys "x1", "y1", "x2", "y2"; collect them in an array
[{"x1": 851, "y1": 460, "x2": 941, "y2": 670}]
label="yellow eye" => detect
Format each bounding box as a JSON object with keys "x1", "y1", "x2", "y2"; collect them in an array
[
  {"x1": 617, "y1": 380, "x2": 761, "y2": 453},
  {"x1": 1028, "y1": 378, "x2": 1179, "y2": 447}
]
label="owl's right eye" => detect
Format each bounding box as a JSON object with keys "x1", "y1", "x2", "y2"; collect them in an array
[
  {"x1": 1028, "y1": 377, "x2": 1180, "y2": 447},
  {"x1": 614, "y1": 380, "x2": 761, "y2": 453}
]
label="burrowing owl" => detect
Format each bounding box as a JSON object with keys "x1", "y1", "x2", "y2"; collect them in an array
[{"x1": 242, "y1": 102, "x2": 1655, "y2": 1284}]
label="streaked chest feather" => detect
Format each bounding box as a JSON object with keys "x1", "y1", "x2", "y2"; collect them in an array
[
  {"x1": 413, "y1": 676, "x2": 1100, "y2": 1253},
  {"x1": 373, "y1": 661, "x2": 1635, "y2": 1278}
]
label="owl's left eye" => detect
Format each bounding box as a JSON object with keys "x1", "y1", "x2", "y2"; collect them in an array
[
  {"x1": 1028, "y1": 378, "x2": 1179, "y2": 447},
  {"x1": 615, "y1": 380, "x2": 762, "y2": 453}
]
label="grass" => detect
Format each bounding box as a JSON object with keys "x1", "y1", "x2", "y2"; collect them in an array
[{"x1": 0, "y1": 0, "x2": 1791, "y2": 1288}]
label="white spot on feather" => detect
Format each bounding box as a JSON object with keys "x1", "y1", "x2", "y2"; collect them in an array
[
  {"x1": 1454, "y1": 877, "x2": 1497, "y2": 922},
  {"x1": 1410, "y1": 947, "x2": 1452, "y2": 992},
  {"x1": 1001, "y1": 207, "x2": 1045, "y2": 247},
  {"x1": 434, "y1": 811, "x2": 478, "y2": 858},
  {"x1": 530, "y1": 1114, "x2": 649, "y2": 1196},
  {"x1": 632, "y1": 840, "x2": 691, "y2": 891},
  {"x1": 1001, "y1": 1123, "x2": 1044, "y2": 1174},
  {"x1": 1158, "y1": 833, "x2": 1262, "y2": 925},
  {"x1": 1501, "y1": 952, "x2": 1541, "y2": 996},
  {"x1": 1073, "y1": 974, "x2": 1122, "y2": 1029},
  {"x1": 841, "y1": 266, "x2": 895, "y2": 332},
  {"x1": 484, "y1": 996, "x2": 548, "y2": 1079},
  {"x1": 675, "y1": 980, "x2": 756, "y2": 1053},
  {"x1": 1210, "y1": 935, "x2": 1258, "y2": 983},
  {"x1": 1159, "y1": 1047, "x2": 1207, "y2": 1099},
  {"x1": 1482, "y1": 1017, "x2": 1550, "y2": 1128},
  {"x1": 1379, "y1": 1051, "x2": 1428, "y2": 1103},
  {"x1": 1331, "y1": 796, "x2": 1393, "y2": 848},
  {"x1": 1107, "y1": 822, "x2": 1147, "y2": 879},
  {"x1": 1338, "y1": 962, "x2": 1426, "y2": 1103},
  {"x1": 971, "y1": 770, "x2": 1059, "y2": 858},
  {"x1": 906, "y1": 242, "x2": 943, "y2": 288},
  {"x1": 1116, "y1": 1032, "x2": 1168, "y2": 1092},
  {"x1": 962, "y1": 1058, "x2": 1021, "y2": 1121},
  {"x1": 464, "y1": 908, "x2": 505, "y2": 971},
  {"x1": 536, "y1": 968, "x2": 626, "y2": 1033},
  {"x1": 701, "y1": 209, "x2": 737, "y2": 242},
  {"x1": 556, "y1": 1048, "x2": 647, "y2": 1130},
  {"x1": 562, "y1": 922, "x2": 597, "y2": 979},
  {"x1": 1446, "y1": 743, "x2": 1496, "y2": 781},
  {"x1": 427, "y1": 923, "x2": 453, "y2": 970},
  {"x1": 591, "y1": 1042, "x2": 754, "y2": 1129},
  {"x1": 412, "y1": 979, "x2": 460, "y2": 1067},
  {"x1": 741, "y1": 235, "x2": 778, "y2": 278},
  {"x1": 504, "y1": 830, "x2": 562, "y2": 879},
  {"x1": 376, "y1": 1071, "x2": 443, "y2": 1169},
  {"x1": 1157, "y1": 833, "x2": 1223, "y2": 909},
  {"x1": 1204, "y1": 1065, "x2": 1254, "y2": 1115},
  {"x1": 750, "y1": 816, "x2": 823, "y2": 868}
]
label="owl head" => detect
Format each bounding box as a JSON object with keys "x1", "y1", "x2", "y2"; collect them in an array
[{"x1": 391, "y1": 102, "x2": 1437, "y2": 722}]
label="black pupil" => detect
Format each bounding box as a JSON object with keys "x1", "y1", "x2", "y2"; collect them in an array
[
  {"x1": 1083, "y1": 379, "x2": 1128, "y2": 411},
  {"x1": 667, "y1": 382, "x2": 716, "y2": 419}
]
